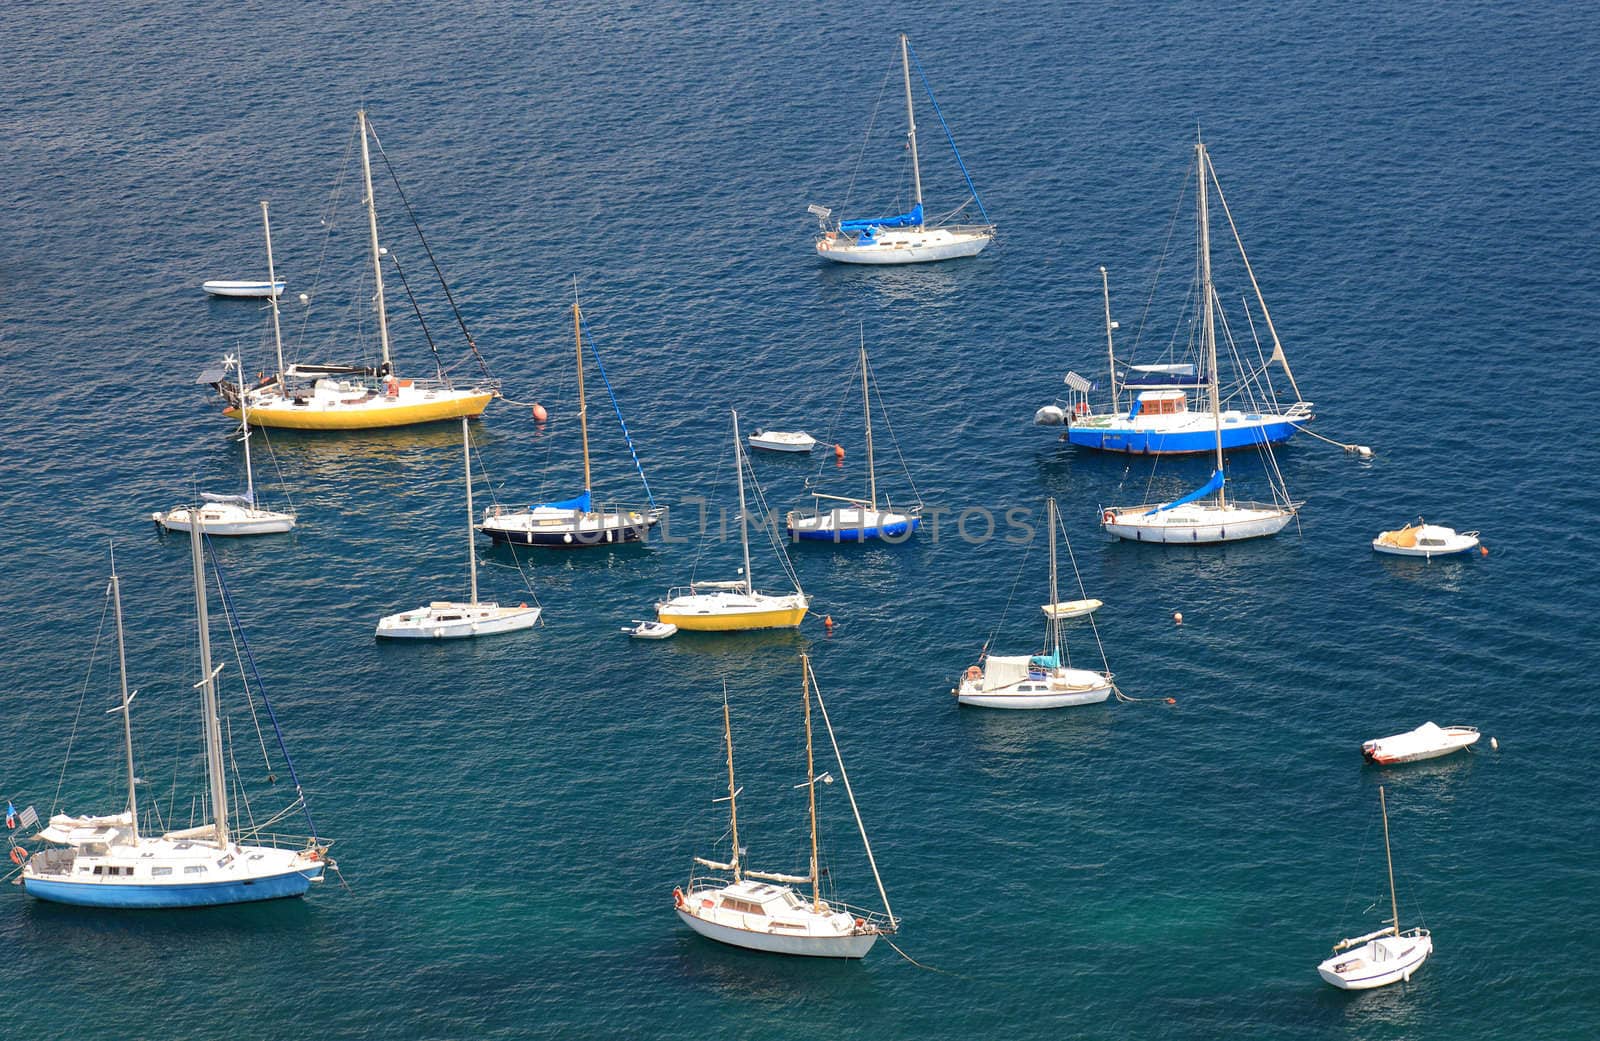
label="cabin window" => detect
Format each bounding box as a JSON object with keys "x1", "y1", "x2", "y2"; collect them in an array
[
  {"x1": 92, "y1": 866, "x2": 104, "y2": 876},
  {"x1": 152, "y1": 867, "x2": 173, "y2": 877},
  {"x1": 184, "y1": 865, "x2": 207, "y2": 875}
]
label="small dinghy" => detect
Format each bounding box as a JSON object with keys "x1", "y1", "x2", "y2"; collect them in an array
[
  {"x1": 622, "y1": 620, "x2": 677, "y2": 640},
  {"x1": 1362, "y1": 722, "x2": 1480, "y2": 764},
  {"x1": 1372, "y1": 520, "x2": 1480, "y2": 558},
  {"x1": 1041, "y1": 598, "x2": 1102, "y2": 620},
  {"x1": 201, "y1": 279, "x2": 285, "y2": 298},
  {"x1": 748, "y1": 429, "x2": 817, "y2": 453}
]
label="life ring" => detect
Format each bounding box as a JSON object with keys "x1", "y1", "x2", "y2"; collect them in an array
[
  {"x1": 1074, "y1": 402, "x2": 1090, "y2": 416},
  {"x1": 854, "y1": 917, "x2": 866, "y2": 930},
  {"x1": 9, "y1": 847, "x2": 25, "y2": 865},
  {"x1": 673, "y1": 887, "x2": 685, "y2": 909},
  {"x1": 305, "y1": 849, "x2": 321, "y2": 862},
  {"x1": 1102, "y1": 510, "x2": 1116, "y2": 524}
]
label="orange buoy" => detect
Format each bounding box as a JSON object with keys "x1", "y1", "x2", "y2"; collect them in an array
[
  {"x1": 834, "y1": 444, "x2": 846, "y2": 461},
  {"x1": 531, "y1": 403, "x2": 548, "y2": 422},
  {"x1": 823, "y1": 615, "x2": 834, "y2": 629},
  {"x1": 1165, "y1": 697, "x2": 1177, "y2": 705},
  {"x1": 1479, "y1": 545, "x2": 1489, "y2": 556},
  {"x1": 1173, "y1": 612, "x2": 1183, "y2": 625}
]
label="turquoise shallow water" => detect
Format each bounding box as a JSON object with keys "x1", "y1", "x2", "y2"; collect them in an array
[{"x1": 3, "y1": 2, "x2": 1599, "y2": 1038}]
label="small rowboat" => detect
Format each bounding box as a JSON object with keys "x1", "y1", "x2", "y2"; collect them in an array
[
  {"x1": 1362, "y1": 722, "x2": 1480, "y2": 764},
  {"x1": 202, "y1": 279, "x2": 286, "y2": 298},
  {"x1": 622, "y1": 619, "x2": 677, "y2": 640},
  {"x1": 748, "y1": 429, "x2": 817, "y2": 453},
  {"x1": 1041, "y1": 598, "x2": 1102, "y2": 620},
  {"x1": 1372, "y1": 521, "x2": 1480, "y2": 558}
]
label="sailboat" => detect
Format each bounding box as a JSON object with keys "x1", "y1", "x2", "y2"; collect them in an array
[
  {"x1": 1317, "y1": 786, "x2": 1433, "y2": 989},
  {"x1": 811, "y1": 33, "x2": 993, "y2": 265},
  {"x1": 154, "y1": 353, "x2": 297, "y2": 536},
  {"x1": 1100, "y1": 140, "x2": 1301, "y2": 544},
  {"x1": 956, "y1": 499, "x2": 1114, "y2": 709},
  {"x1": 673, "y1": 656, "x2": 898, "y2": 958},
  {"x1": 207, "y1": 110, "x2": 497, "y2": 430},
  {"x1": 656, "y1": 411, "x2": 810, "y2": 632},
  {"x1": 376, "y1": 419, "x2": 542, "y2": 639},
  {"x1": 17, "y1": 538, "x2": 329, "y2": 908},
  {"x1": 478, "y1": 293, "x2": 664, "y2": 547},
  {"x1": 786, "y1": 335, "x2": 921, "y2": 542}
]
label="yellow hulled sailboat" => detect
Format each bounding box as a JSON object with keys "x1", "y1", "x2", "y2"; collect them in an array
[
  {"x1": 212, "y1": 110, "x2": 496, "y2": 431},
  {"x1": 656, "y1": 411, "x2": 809, "y2": 632}
]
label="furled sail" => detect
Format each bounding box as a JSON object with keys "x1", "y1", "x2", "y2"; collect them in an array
[
  {"x1": 530, "y1": 491, "x2": 593, "y2": 512},
  {"x1": 840, "y1": 203, "x2": 924, "y2": 233},
  {"x1": 1146, "y1": 470, "x2": 1225, "y2": 515}
]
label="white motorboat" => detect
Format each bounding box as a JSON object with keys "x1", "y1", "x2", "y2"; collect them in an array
[
  {"x1": 1372, "y1": 521, "x2": 1481, "y2": 558},
  {"x1": 656, "y1": 412, "x2": 810, "y2": 632},
  {"x1": 1317, "y1": 787, "x2": 1433, "y2": 989},
  {"x1": 748, "y1": 429, "x2": 817, "y2": 453},
  {"x1": 16, "y1": 539, "x2": 331, "y2": 908},
  {"x1": 957, "y1": 499, "x2": 1114, "y2": 709},
  {"x1": 1362, "y1": 722, "x2": 1480, "y2": 764},
  {"x1": 201, "y1": 279, "x2": 284, "y2": 298},
  {"x1": 810, "y1": 34, "x2": 993, "y2": 265},
  {"x1": 787, "y1": 335, "x2": 922, "y2": 543},
  {"x1": 1100, "y1": 139, "x2": 1301, "y2": 544},
  {"x1": 153, "y1": 349, "x2": 296, "y2": 536},
  {"x1": 621, "y1": 620, "x2": 677, "y2": 640},
  {"x1": 376, "y1": 419, "x2": 541, "y2": 640},
  {"x1": 674, "y1": 657, "x2": 897, "y2": 958},
  {"x1": 479, "y1": 291, "x2": 664, "y2": 547}
]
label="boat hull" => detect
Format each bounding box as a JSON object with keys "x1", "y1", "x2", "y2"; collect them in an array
[
  {"x1": 1065, "y1": 414, "x2": 1300, "y2": 455},
  {"x1": 22, "y1": 865, "x2": 322, "y2": 908},
  {"x1": 1102, "y1": 503, "x2": 1296, "y2": 544},
  {"x1": 656, "y1": 590, "x2": 809, "y2": 632},
  {"x1": 675, "y1": 907, "x2": 878, "y2": 958},
  {"x1": 748, "y1": 433, "x2": 817, "y2": 453},
  {"x1": 817, "y1": 227, "x2": 991, "y2": 265},
  {"x1": 1318, "y1": 931, "x2": 1432, "y2": 990},
  {"x1": 152, "y1": 506, "x2": 296, "y2": 536},
  {"x1": 1362, "y1": 725, "x2": 1480, "y2": 764},
  {"x1": 789, "y1": 511, "x2": 920, "y2": 543},
  {"x1": 202, "y1": 280, "x2": 284, "y2": 298},
  {"x1": 478, "y1": 509, "x2": 659, "y2": 547},
  {"x1": 375, "y1": 603, "x2": 541, "y2": 639},
  {"x1": 956, "y1": 679, "x2": 1112, "y2": 710},
  {"x1": 227, "y1": 390, "x2": 494, "y2": 430}
]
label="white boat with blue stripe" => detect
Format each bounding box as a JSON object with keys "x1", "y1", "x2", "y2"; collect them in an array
[{"x1": 14, "y1": 532, "x2": 331, "y2": 909}]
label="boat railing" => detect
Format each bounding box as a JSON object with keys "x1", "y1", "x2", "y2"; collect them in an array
[
  {"x1": 482, "y1": 501, "x2": 664, "y2": 522},
  {"x1": 661, "y1": 581, "x2": 747, "y2": 601},
  {"x1": 1284, "y1": 400, "x2": 1316, "y2": 421},
  {"x1": 22, "y1": 846, "x2": 78, "y2": 876}
]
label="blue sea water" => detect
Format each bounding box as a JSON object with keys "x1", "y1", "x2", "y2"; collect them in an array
[{"x1": 3, "y1": 2, "x2": 1599, "y2": 1038}]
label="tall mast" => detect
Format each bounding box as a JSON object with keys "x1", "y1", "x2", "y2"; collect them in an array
[
  {"x1": 261, "y1": 200, "x2": 285, "y2": 379},
  {"x1": 900, "y1": 33, "x2": 924, "y2": 223},
  {"x1": 463, "y1": 418, "x2": 478, "y2": 606},
  {"x1": 1380, "y1": 786, "x2": 1400, "y2": 938},
  {"x1": 358, "y1": 109, "x2": 394, "y2": 373},
  {"x1": 1197, "y1": 139, "x2": 1225, "y2": 507},
  {"x1": 860, "y1": 332, "x2": 877, "y2": 511},
  {"x1": 233, "y1": 355, "x2": 257, "y2": 504},
  {"x1": 574, "y1": 292, "x2": 592, "y2": 498},
  {"x1": 188, "y1": 523, "x2": 230, "y2": 849},
  {"x1": 732, "y1": 410, "x2": 753, "y2": 595},
  {"x1": 109, "y1": 546, "x2": 139, "y2": 841},
  {"x1": 1100, "y1": 266, "x2": 1118, "y2": 412},
  {"x1": 802, "y1": 653, "x2": 821, "y2": 913},
  {"x1": 1047, "y1": 498, "x2": 1061, "y2": 662},
  {"x1": 722, "y1": 692, "x2": 742, "y2": 883}
]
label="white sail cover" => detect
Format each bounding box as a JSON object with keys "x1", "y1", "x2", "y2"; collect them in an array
[{"x1": 981, "y1": 656, "x2": 1033, "y2": 691}]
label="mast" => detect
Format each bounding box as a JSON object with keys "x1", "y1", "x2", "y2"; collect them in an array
[
  {"x1": 722, "y1": 692, "x2": 742, "y2": 883},
  {"x1": 234, "y1": 355, "x2": 257, "y2": 504},
  {"x1": 358, "y1": 109, "x2": 394, "y2": 374},
  {"x1": 1197, "y1": 138, "x2": 1225, "y2": 507},
  {"x1": 109, "y1": 546, "x2": 139, "y2": 841},
  {"x1": 261, "y1": 200, "x2": 285, "y2": 379},
  {"x1": 1046, "y1": 498, "x2": 1061, "y2": 662},
  {"x1": 188, "y1": 523, "x2": 230, "y2": 849},
  {"x1": 574, "y1": 293, "x2": 592, "y2": 498},
  {"x1": 803, "y1": 653, "x2": 821, "y2": 913},
  {"x1": 731, "y1": 410, "x2": 753, "y2": 594},
  {"x1": 1100, "y1": 266, "x2": 1118, "y2": 411},
  {"x1": 860, "y1": 333, "x2": 877, "y2": 511},
  {"x1": 1380, "y1": 786, "x2": 1400, "y2": 938},
  {"x1": 900, "y1": 33, "x2": 924, "y2": 224},
  {"x1": 463, "y1": 418, "x2": 477, "y2": 605}
]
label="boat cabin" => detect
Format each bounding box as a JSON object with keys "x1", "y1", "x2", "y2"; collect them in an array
[{"x1": 1133, "y1": 390, "x2": 1189, "y2": 417}]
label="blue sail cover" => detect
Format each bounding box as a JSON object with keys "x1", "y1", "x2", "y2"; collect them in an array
[
  {"x1": 1030, "y1": 653, "x2": 1059, "y2": 669},
  {"x1": 840, "y1": 203, "x2": 924, "y2": 233},
  {"x1": 1146, "y1": 470, "x2": 1224, "y2": 515},
  {"x1": 534, "y1": 491, "x2": 592, "y2": 512}
]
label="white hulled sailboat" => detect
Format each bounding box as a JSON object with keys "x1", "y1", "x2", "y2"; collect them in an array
[{"x1": 1317, "y1": 787, "x2": 1433, "y2": 989}]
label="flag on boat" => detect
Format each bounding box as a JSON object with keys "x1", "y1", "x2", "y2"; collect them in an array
[{"x1": 5, "y1": 802, "x2": 13, "y2": 829}]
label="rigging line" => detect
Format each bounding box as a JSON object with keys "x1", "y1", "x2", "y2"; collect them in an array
[
  {"x1": 1129, "y1": 166, "x2": 1192, "y2": 363},
  {"x1": 223, "y1": 715, "x2": 260, "y2": 835},
  {"x1": 289, "y1": 126, "x2": 358, "y2": 362},
  {"x1": 368, "y1": 121, "x2": 494, "y2": 380},
  {"x1": 864, "y1": 356, "x2": 923, "y2": 507},
  {"x1": 216, "y1": 576, "x2": 275, "y2": 779},
  {"x1": 578, "y1": 311, "x2": 656, "y2": 507},
  {"x1": 685, "y1": 431, "x2": 731, "y2": 586},
  {"x1": 840, "y1": 61, "x2": 898, "y2": 214},
  {"x1": 988, "y1": 537, "x2": 1035, "y2": 654},
  {"x1": 1054, "y1": 508, "x2": 1111, "y2": 672},
  {"x1": 744, "y1": 446, "x2": 803, "y2": 593},
  {"x1": 465, "y1": 425, "x2": 544, "y2": 612},
  {"x1": 806, "y1": 662, "x2": 893, "y2": 928},
  {"x1": 906, "y1": 40, "x2": 989, "y2": 222},
  {"x1": 52, "y1": 585, "x2": 114, "y2": 818},
  {"x1": 206, "y1": 535, "x2": 320, "y2": 844},
  {"x1": 255, "y1": 426, "x2": 298, "y2": 517},
  {"x1": 385, "y1": 249, "x2": 446, "y2": 380}
]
